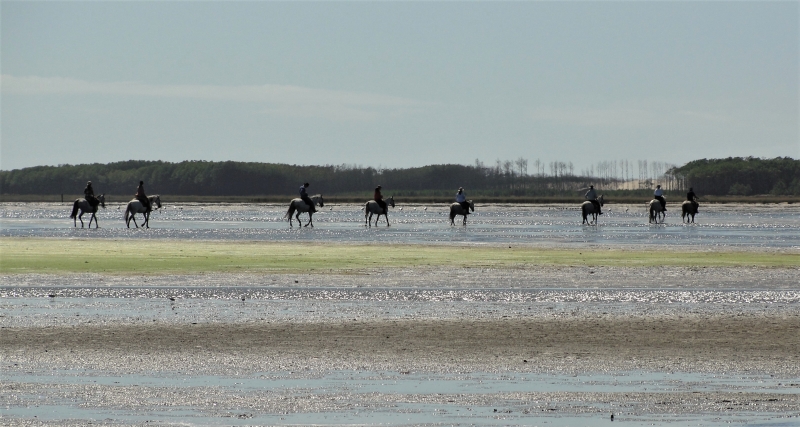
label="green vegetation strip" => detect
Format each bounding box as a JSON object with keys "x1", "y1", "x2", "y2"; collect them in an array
[{"x1": 1, "y1": 238, "x2": 797, "y2": 275}]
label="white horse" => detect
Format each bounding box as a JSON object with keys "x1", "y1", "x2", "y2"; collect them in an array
[
  {"x1": 648, "y1": 198, "x2": 666, "y2": 224},
  {"x1": 284, "y1": 194, "x2": 324, "y2": 227},
  {"x1": 681, "y1": 200, "x2": 699, "y2": 223},
  {"x1": 70, "y1": 194, "x2": 105, "y2": 228},
  {"x1": 365, "y1": 196, "x2": 394, "y2": 227},
  {"x1": 449, "y1": 200, "x2": 474, "y2": 225},
  {"x1": 581, "y1": 195, "x2": 604, "y2": 225},
  {"x1": 125, "y1": 195, "x2": 162, "y2": 228}
]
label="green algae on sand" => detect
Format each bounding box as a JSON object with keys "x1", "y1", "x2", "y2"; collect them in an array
[{"x1": 1, "y1": 238, "x2": 797, "y2": 275}]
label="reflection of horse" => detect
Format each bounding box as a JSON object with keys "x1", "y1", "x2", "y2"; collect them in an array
[
  {"x1": 449, "y1": 200, "x2": 474, "y2": 225},
  {"x1": 125, "y1": 195, "x2": 161, "y2": 228},
  {"x1": 365, "y1": 196, "x2": 395, "y2": 227},
  {"x1": 580, "y1": 195, "x2": 604, "y2": 225},
  {"x1": 70, "y1": 194, "x2": 105, "y2": 228},
  {"x1": 284, "y1": 194, "x2": 324, "y2": 227},
  {"x1": 681, "y1": 201, "x2": 699, "y2": 223},
  {"x1": 648, "y1": 198, "x2": 666, "y2": 224}
]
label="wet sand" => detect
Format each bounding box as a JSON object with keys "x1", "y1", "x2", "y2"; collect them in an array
[
  {"x1": 3, "y1": 263, "x2": 800, "y2": 425},
  {"x1": 4, "y1": 313, "x2": 800, "y2": 374}
]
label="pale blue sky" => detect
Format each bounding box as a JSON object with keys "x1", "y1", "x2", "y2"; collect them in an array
[{"x1": 2, "y1": 1, "x2": 797, "y2": 172}]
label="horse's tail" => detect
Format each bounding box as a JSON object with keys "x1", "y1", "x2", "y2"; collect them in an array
[
  {"x1": 70, "y1": 200, "x2": 79, "y2": 218},
  {"x1": 284, "y1": 202, "x2": 295, "y2": 220},
  {"x1": 124, "y1": 204, "x2": 130, "y2": 223}
]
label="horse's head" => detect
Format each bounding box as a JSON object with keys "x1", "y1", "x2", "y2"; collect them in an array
[
  {"x1": 468, "y1": 200, "x2": 474, "y2": 212},
  {"x1": 387, "y1": 196, "x2": 395, "y2": 208},
  {"x1": 598, "y1": 195, "x2": 604, "y2": 206},
  {"x1": 153, "y1": 195, "x2": 162, "y2": 209},
  {"x1": 313, "y1": 194, "x2": 324, "y2": 208},
  {"x1": 98, "y1": 194, "x2": 106, "y2": 209}
]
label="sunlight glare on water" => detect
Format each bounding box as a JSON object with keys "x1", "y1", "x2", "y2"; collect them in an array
[{"x1": 2, "y1": 202, "x2": 798, "y2": 247}]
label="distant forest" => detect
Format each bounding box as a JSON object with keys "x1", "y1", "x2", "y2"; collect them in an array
[{"x1": 1, "y1": 157, "x2": 798, "y2": 197}]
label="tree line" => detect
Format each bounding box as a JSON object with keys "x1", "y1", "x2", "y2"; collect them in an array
[
  {"x1": 0, "y1": 157, "x2": 797, "y2": 197},
  {"x1": 669, "y1": 157, "x2": 800, "y2": 196}
]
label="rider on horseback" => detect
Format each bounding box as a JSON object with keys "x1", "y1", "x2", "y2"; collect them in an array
[
  {"x1": 654, "y1": 185, "x2": 667, "y2": 211},
  {"x1": 136, "y1": 181, "x2": 151, "y2": 213},
  {"x1": 585, "y1": 185, "x2": 603, "y2": 215},
  {"x1": 299, "y1": 183, "x2": 316, "y2": 213},
  {"x1": 456, "y1": 187, "x2": 470, "y2": 212},
  {"x1": 374, "y1": 185, "x2": 387, "y2": 212},
  {"x1": 687, "y1": 187, "x2": 699, "y2": 212},
  {"x1": 84, "y1": 181, "x2": 99, "y2": 208}
]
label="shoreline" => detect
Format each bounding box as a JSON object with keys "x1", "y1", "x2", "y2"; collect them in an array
[{"x1": 3, "y1": 194, "x2": 799, "y2": 204}]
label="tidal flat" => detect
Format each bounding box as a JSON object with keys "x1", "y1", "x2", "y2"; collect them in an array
[
  {"x1": 3, "y1": 248, "x2": 800, "y2": 425},
  {"x1": 2, "y1": 201, "x2": 799, "y2": 426}
]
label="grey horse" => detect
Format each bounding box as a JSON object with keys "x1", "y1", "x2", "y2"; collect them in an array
[
  {"x1": 681, "y1": 200, "x2": 699, "y2": 223},
  {"x1": 70, "y1": 194, "x2": 105, "y2": 228},
  {"x1": 581, "y1": 195, "x2": 604, "y2": 225},
  {"x1": 449, "y1": 200, "x2": 474, "y2": 225},
  {"x1": 365, "y1": 196, "x2": 395, "y2": 227},
  {"x1": 125, "y1": 195, "x2": 162, "y2": 228},
  {"x1": 284, "y1": 194, "x2": 324, "y2": 227},
  {"x1": 648, "y1": 198, "x2": 666, "y2": 224}
]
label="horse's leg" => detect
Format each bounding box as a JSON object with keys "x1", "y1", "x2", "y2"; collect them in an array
[
  {"x1": 304, "y1": 213, "x2": 313, "y2": 227},
  {"x1": 90, "y1": 213, "x2": 97, "y2": 228},
  {"x1": 385, "y1": 213, "x2": 390, "y2": 227},
  {"x1": 78, "y1": 212, "x2": 85, "y2": 228}
]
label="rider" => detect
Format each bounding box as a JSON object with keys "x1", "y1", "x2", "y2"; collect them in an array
[
  {"x1": 84, "y1": 181, "x2": 99, "y2": 208},
  {"x1": 135, "y1": 181, "x2": 151, "y2": 213},
  {"x1": 654, "y1": 184, "x2": 667, "y2": 211},
  {"x1": 374, "y1": 185, "x2": 387, "y2": 212},
  {"x1": 299, "y1": 182, "x2": 316, "y2": 213},
  {"x1": 456, "y1": 187, "x2": 470, "y2": 212},
  {"x1": 584, "y1": 185, "x2": 602, "y2": 215},
  {"x1": 686, "y1": 187, "x2": 699, "y2": 211}
]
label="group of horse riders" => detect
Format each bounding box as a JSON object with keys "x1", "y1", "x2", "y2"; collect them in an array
[
  {"x1": 79, "y1": 179, "x2": 699, "y2": 226},
  {"x1": 83, "y1": 180, "x2": 152, "y2": 213},
  {"x1": 584, "y1": 183, "x2": 699, "y2": 213},
  {"x1": 299, "y1": 182, "x2": 471, "y2": 213}
]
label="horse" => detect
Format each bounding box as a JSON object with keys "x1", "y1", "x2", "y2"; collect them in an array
[
  {"x1": 365, "y1": 196, "x2": 395, "y2": 227},
  {"x1": 70, "y1": 194, "x2": 105, "y2": 228},
  {"x1": 580, "y1": 195, "x2": 604, "y2": 225},
  {"x1": 648, "y1": 198, "x2": 666, "y2": 224},
  {"x1": 681, "y1": 200, "x2": 699, "y2": 223},
  {"x1": 284, "y1": 194, "x2": 324, "y2": 227},
  {"x1": 125, "y1": 195, "x2": 161, "y2": 228},
  {"x1": 449, "y1": 200, "x2": 474, "y2": 225}
]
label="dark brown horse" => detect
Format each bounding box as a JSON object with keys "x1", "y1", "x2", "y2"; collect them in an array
[
  {"x1": 70, "y1": 194, "x2": 105, "y2": 228},
  {"x1": 581, "y1": 195, "x2": 604, "y2": 225},
  {"x1": 681, "y1": 200, "x2": 699, "y2": 223},
  {"x1": 449, "y1": 200, "x2": 474, "y2": 225}
]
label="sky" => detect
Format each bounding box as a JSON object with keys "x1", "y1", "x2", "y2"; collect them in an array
[{"x1": 1, "y1": 1, "x2": 798, "y2": 172}]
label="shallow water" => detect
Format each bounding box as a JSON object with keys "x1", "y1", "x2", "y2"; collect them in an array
[
  {"x1": 2, "y1": 202, "x2": 798, "y2": 247},
  {"x1": 4, "y1": 369, "x2": 798, "y2": 426}
]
